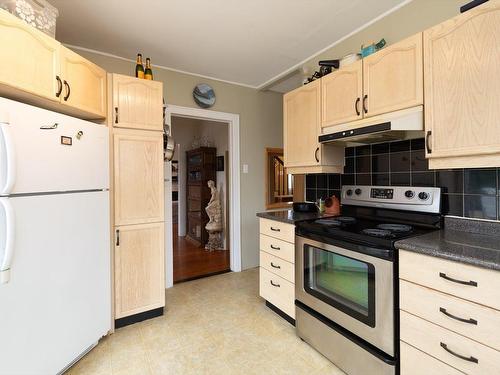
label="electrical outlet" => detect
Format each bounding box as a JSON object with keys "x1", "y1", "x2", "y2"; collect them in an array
[{"x1": 242, "y1": 164, "x2": 249, "y2": 174}]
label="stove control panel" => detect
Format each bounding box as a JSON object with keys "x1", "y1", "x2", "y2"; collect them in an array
[
  {"x1": 341, "y1": 185, "x2": 441, "y2": 214},
  {"x1": 370, "y1": 188, "x2": 393, "y2": 199}
]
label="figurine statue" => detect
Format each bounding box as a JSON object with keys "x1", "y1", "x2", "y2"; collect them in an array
[{"x1": 205, "y1": 180, "x2": 223, "y2": 250}]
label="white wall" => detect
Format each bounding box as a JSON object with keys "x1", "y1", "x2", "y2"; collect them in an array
[{"x1": 171, "y1": 116, "x2": 229, "y2": 248}]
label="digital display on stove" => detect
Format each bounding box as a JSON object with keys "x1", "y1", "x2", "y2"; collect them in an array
[{"x1": 370, "y1": 188, "x2": 394, "y2": 199}]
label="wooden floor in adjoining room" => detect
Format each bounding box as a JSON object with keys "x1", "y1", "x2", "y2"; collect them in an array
[{"x1": 173, "y1": 224, "x2": 230, "y2": 283}]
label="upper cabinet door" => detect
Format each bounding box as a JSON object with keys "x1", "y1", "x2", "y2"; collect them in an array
[
  {"x1": 283, "y1": 80, "x2": 321, "y2": 168},
  {"x1": 112, "y1": 74, "x2": 163, "y2": 131},
  {"x1": 424, "y1": 3, "x2": 500, "y2": 168},
  {"x1": 363, "y1": 33, "x2": 423, "y2": 117},
  {"x1": 0, "y1": 10, "x2": 60, "y2": 101},
  {"x1": 60, "y1": 46, "x2": 107, "y2": 119},
  {"x1": 114, "y1": 128, "x2": 164, "y2": 225},
  {"x1": 321, "y1": 60, "x2": 363, "y2": 128}
]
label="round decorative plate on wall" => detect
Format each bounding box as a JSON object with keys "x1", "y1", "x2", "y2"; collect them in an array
[{"x1": 193, "y1": 83, "x2": 216, "y2": 108}]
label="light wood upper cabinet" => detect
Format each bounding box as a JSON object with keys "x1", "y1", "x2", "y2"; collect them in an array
[
  {"x1": 284, "y1": 80, "x2": 344, "y2": 174},
  {"x1": 284, "y1": 80, "x2": 321, "y2": 168},
  {"x1": 114, "y1": 222, "x2": 165, "y2": 319},
  {"x1": 112, "y1": 74, "x2": 163, "y2": 131},
  {"x1": 363, "y1": 33, "x2": 423, "y2": 117},
  {"x1": 60, "y1": 46, "x2": 107, "y2": 118},
  {"x1": 113, "y1": 128, "x2": 164, "y2": 226},
  {"x1": 321, "y1": 60, "x2": 363, "y2": 128},
  {"x1": 424, "y1": 2, "x2": 500, "y2": 169},
  {"x1": 0, "y1": 9, "x2": 60, "y2": 102}
]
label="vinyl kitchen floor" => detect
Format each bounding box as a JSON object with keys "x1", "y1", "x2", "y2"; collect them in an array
[{"x1": 67, "y1": 268, "x2": 345, "y2": 375}]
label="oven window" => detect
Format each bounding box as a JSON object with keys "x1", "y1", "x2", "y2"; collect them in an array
[{"x1": 304, "y1": 245, "x2": 376, "y2": 327}]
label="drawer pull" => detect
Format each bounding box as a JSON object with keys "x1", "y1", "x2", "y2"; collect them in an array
[
  {"x1": 270, "y1": 245, "x2": 281, "y2": 250},
  {"x1": 439, "y1": 307, "x2": 478, "y2": 325},
  {"x1": 270, "y1": 280, "x2": 280, "y2": 288},
  {"x1": 270, "y1": 262, "x2": 281, "y2": 269},
  {"x1": 439, "y1": 272, "x2": 478, "y2": 287},
  {"x1": 270, "y1": 227, "x2": 281, "y2": 232},
  {"x1": 440, "y1": 342, "x2": 478, "y2": 364}
]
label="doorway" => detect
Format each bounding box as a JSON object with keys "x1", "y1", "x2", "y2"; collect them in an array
[{"x1": 164, "y1": 105, "x2": 241, "y2": 288}]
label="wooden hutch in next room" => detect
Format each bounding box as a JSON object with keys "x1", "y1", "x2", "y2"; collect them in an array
[{"x1": 186, "y1": 147, "x2": 216, "y2": 245}]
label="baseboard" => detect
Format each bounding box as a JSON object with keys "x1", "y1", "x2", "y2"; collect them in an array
[
  {"x1": 114, "y1": 307, "x2": 164, "y2": 329},
  {"x1": 265, "y1": 301, "x2": 296, "y2": 326}
]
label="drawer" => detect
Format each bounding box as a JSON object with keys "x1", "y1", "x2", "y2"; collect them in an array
[
  {"x1": 400, "y1": 341, "x2": 465, "y2": 375},
  {"x1": 259, "y1": 234, "x2": 295, "y2": 263},
  {"x1": 399, "y1": 250, "x2": 500, "y2": 310},
  {"x1": 259, "y1": 218, "x2": 295, "y2": 243},
  {"x1": 400, "y1": 280, "x2": 500, "y2": 351},
  {"x1": 260, "y1": 250, "x2": 295, "y2": 283},
  {"x1": 259, "y1": 267, "x2": 295, "y2": 318},
  {"x1": 400, "y1": 310, "x2": 500, "y2": 375}
]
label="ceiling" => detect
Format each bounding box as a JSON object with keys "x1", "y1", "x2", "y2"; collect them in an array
[{"x1": 49, "y1": 0, "x2": 408, "y2": 89}]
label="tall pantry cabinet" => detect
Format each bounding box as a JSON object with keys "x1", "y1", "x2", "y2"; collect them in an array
[{"x1": 108, "y1": 73, "x2": 165, "y2": 325}]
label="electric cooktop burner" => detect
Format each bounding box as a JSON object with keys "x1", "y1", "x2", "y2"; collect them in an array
[
  {"x1": 336, "y1": 216, "x2": 357, "y2": 224},
  {"x1": 376, "y1": 223, "x2": 413, "y2": 233},
  {"x1": 362, "y1": 228, "x2": 396, "y2": 239}
]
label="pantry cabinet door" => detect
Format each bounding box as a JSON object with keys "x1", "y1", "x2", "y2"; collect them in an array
[
  {"x1": 424, "y1": 2, "x2": 500, "y2": 167},
  {"x1": 113, "y1": 128, "x2": 164, "y2": 225},
  {"x1": 114, "y1": 222, "x2": 165, "y2": 318},
  {"x1": 363, "y1": 33, "x2": 423, "y2": 117},
  {"x1": 0, "y1": 9, "x2": 60, "y2": 101},
  {"x1": 112, "y1": 74, "x2": 163, "y2": 131},
  {"x1": 284, "y1": 79, "x2": 321, "y2": 168},
  {"x1": 60, "y1": 46, "x2": 107, "y2": 119},
  {"x1": 321, "y1": 60, "x2": 363, "y2": 128}
]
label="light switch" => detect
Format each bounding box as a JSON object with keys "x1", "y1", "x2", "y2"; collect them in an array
[{"x1": 242, "y1": 164, "x2": 249, "y2": 173}]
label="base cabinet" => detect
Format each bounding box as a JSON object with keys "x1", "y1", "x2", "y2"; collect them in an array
[
  {"x1": 258, "y1": 218, "x2": 295, "y2": 319},
  {"x1": 114, "y1": 223, "x2": 165, "y2": 319},
  {"x1": 399, "y1": 250, "x2": 500, "y2": 374}
]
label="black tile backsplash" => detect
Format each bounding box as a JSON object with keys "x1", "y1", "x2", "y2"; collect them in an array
[{"x1": 305, "y1": 138, "x2": 500, "y2": 221}]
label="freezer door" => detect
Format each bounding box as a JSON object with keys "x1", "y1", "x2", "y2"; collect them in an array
[
  {"x1": 0, "y1": 192, "x2": 111, "y2": 375},
  {"x1": 0, "y1": 97, "x2": 109, "y2": 195}
]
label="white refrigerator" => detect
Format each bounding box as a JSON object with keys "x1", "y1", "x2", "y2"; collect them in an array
[{"x1": 0, "y1": 97, "x2": 111, "y2": 375}]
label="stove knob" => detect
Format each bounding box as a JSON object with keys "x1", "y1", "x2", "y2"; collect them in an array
[
  {"x1": 418, "y1": 192, "x2": 429, "y2": 201},
  {"x1": 346, "y1": 189, "x2": 353, "y2": 196},
  {"x1": 405, "y1": 190, "x2": 415, "y2": 199},
  {"x1": 355, "y1": 188, "x2": 362, "y2": 196}
]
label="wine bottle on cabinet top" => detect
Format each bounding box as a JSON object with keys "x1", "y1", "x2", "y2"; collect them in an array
[
  {"x1": 145, "y1": 58, "x2": 153, "y2": 80},
  {"x1": 135, "y1": 53, "x2": 145, "y2": 79}
]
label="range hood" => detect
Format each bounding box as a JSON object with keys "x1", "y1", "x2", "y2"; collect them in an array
[{"x1": 319, "y1": 106, "x2": 424, "y2": 146}]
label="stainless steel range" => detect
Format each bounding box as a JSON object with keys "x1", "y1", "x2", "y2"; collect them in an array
[{"x1": 295, "y1": 185, "x2": 441, "y2": 375}]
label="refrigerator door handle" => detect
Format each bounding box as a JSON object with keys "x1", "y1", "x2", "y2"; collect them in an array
[
  {"x1": 0, "y1": 198, "x2": 15, "y2": 284},
  {"x1": 0, "y1": 122, "x2": 16, "y2": 195}
]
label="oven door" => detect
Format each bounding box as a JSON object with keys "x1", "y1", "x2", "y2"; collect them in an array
[{"x1": 295, "y1": 235, "x2": 395, "y2": 357}]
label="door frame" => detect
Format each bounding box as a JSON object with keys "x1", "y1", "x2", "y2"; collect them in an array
[{"x1": 164, "y1": 104, "x2": 241, "y2": 288}]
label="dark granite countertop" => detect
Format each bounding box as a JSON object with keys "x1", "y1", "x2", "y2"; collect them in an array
[
  {"x1": 256, "y1": 209, "x2": 335, "y2": 224},
  {"x1": 396, "y1": 217, "x2": 500, "y2": 271}
]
